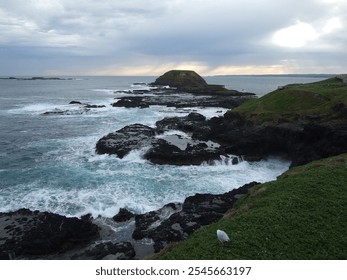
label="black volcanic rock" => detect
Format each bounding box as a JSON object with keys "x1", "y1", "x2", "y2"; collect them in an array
[
  {"x1": 0, "y1": 209, "x2": 99, "y2": 259},
  {"x1": 112, "y1": 208, "x2": 135, "y2": 222},
  {"x1": 156, "y1": 113, "x2": 211, "y2": 139},
  {"x1": 95, "y1": 124, "x2": 156, "y2": 158},
  {"x1": 206, "y1": 112, "x2": 347, "y2": 167},
  {"x1": 144, "y1": 138, "x2": 223, "y2": 165},
  {"x1": 112, "y1": 94, "x2": 250, "y2": 109},
  {"x1": 132, "y1": 182, "x2": 259, "y2": 252},
  {"x1": 95, "y1": 116, "x2": 227, "y2": 165}
]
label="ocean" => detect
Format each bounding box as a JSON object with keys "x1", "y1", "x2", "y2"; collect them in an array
[{"x1": 0, "y1": 75, "x2": 327, "y2": 217}]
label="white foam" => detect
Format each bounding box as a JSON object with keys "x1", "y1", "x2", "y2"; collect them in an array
[
  {"x1": 7, "y1": 103, "x2": 60, "y2": 114},
  {"x1": 0, "y1": 155, "x2": 290, "y2": 218},
  {"x1": 1, "y1": 80, "x2": 291, "y2": 219}
]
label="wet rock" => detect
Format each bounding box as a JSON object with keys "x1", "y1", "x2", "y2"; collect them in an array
[
  {"x1": 156, "y1": 113, "x2": 211, "y2": 139},
  {"x1": 69, "y1": 101, "x2": 82, "y2": 105},
  {"x1": 95, "y1": 117, "x2": 225, "y2": 165},
  {"x1": 95, "y1": 124, "x2": 156, "y2": 158},
  {"x1": 132, "y1": 182, "x2": 259, "y2": 252},
  {"x1": 85, "y1": 104, "x2": 106, "y2": 109},
  {"x1": 112, "y1": 94, "x2": 250, "y2": 109},
  {"x1": 42, "y1": 108, "x2": 91, "y2": 115},
  {"x1": 144, "y1": 138, "x2": 223, "y2": 165},
  {"x1": 0, "y1": 209, "x2": 99, "y2": 259},
  {"x1": 207, "y1": 112, "x2": 347, "y2": 167},
  {"x1": 132, "y1": 203, "x2": 181, "y2": 241},
  {"x1": 113, "y1": 208, "x2": 135, "y2": 222}
]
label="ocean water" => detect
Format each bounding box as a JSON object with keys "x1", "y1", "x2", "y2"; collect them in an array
[{"x1": 0, "y1": 75, "x2": 326, "y2": 217}]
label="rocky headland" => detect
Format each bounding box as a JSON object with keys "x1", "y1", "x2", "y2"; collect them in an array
[
  {"x1": 112, "y1": 70, "x2": 255, "y2": 110},
  {"x1": 1, "y1": 71, "x2": 347, "y2": 260},
  {"x1": 99, "y1": 74, "x2": 347, "y2": 167}
]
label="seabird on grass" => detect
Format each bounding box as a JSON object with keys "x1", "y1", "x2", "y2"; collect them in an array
[{"x1": 217, "y1": 229, "x2": 230, "y2": 243}]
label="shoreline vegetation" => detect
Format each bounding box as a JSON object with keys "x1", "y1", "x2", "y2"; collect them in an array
[{"x1": 1, "y1": 71, "x2": 346, "y2": 260}]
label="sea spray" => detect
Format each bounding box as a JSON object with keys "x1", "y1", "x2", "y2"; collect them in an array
[{"x1": 0, "y1": 76, "x2": 298, "y2": 218}]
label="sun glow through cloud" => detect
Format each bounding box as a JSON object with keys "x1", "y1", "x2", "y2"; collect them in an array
[
  {"x1": 272, "y1": 21, "x2": 319, "y2": 48},
  {"x1": 0, "y1": 0, "x2": 346, "y2": 75}
]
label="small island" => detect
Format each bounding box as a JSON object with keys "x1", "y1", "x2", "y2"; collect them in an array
[
  {"x1": 151, "y1": 70, "x2": 254, "y2": 96},
  {"x1": 0, "y1": 77, "x2": 72, "y2": 80}
]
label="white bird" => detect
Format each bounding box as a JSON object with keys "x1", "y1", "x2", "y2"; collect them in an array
[{"x1": 217, "y1": 229, "x2": 230, "y2": 243}]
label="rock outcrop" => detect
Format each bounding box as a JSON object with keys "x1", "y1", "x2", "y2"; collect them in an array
[
  {"x1": 151, "y1": 70, "x2": 254, "y2": 95},
  {"x1": 153, "y1": 70, "x2": 208, "y2": 92},
  {"x1": 0, "y1": 182, "x2": 258, "y2": 259},
  {"x1": 42, "y1": 101, "x2": 106, "y2": 116},
  {"x1": 132, "y1": 181, "x2": 259, "y2": 252},
  {"x1": 95, "y1": 113, "x2": 233, "y2": 165},
  {"x1": 95, "y1": 124, "x2": 156, "y2": 158},
  {"x1": 204, "y1": 112, "x2": 347, "y2": 167},
  {"x1": 112, "y1": 93, "x2": 250, "y2": 109},
  {"x1": 0, "y1": 209, "x2": 99, "y2": 260}
]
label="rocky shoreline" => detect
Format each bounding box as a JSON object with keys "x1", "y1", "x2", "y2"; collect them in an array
[
  {"x1": 95, "y1": 109, "x2": 347, "y2": 167},
  {"x1": 0, "y1": 182, "x2": 258, "y2": 260},
  {"x1": 2, "y1": 71, "x2": 346, "y2": 260}
]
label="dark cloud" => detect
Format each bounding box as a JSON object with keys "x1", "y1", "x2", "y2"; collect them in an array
[{"x1": 0, "y1": 0, "x2": 346, "y2": 75}]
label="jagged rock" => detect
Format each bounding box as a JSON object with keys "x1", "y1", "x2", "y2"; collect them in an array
[
  {"x1": 207, "y1": 112, "x2": 347, "y2": 167},
  {"x1": 144, "y1": 138, "x2": 223, "y2": 165},
  {"x1": 113, "y1": 208, "x2": 135, "y2": 222},
  {"x1": 132, "y1": 203, "x2": 181, "y2": 241},
  {"x1": 85, "y1": 104, "x2": 106, "y2": 108},
  {"x1": 112, "y1": 94, "x2": 249, "y2": 109},
  {"x1": 112, "y1": 97, "x2": 149, "y2": 108},
  {"x1": 0, "y1": 209, "x2": 99, "y2": 259},
  {"x1": 43, "y1": 101, "x2": 105, "y2": 115},
  {"x1": 95, "y1": 117, "x2": 225, "y2": 165},
  {"x1": 132, "y1": 182, "x2": 259, "y2": 252},
  {"x1": 156, "y1": 113, "x2": 211, "y2": 139},
  {"x1": 42, "y1": 108, "x2": 91, "y2": 115},
  {"x1": 95, "y1": 124, "x2": 156, "y2": 158}
]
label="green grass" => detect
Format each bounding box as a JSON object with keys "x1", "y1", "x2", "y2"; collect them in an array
[
  {"x1": 158, "y1": 153, "x2": 347, "y2": 259},
  {"x1": 233, "y1": 78, "x2": 347, "y2": 124}
]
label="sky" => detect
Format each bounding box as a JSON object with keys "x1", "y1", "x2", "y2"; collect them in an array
[{"x1": 0, "y1": 0, "x2": 346, "y2": 76}]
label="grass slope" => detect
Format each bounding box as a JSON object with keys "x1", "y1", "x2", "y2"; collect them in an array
[
  {"x1": 158, "y1": 153, "x2": 347, "y2": 259},
  {"x1": 232, "y1": 78, "x2": 347, "y2": 124}
]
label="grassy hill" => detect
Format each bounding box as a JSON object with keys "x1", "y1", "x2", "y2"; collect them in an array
[
  {"x1": 158, "y1": 153, "x2": 347, "y2": 259},
  {"x1": 153, "y1": 70, "x2": 252, "y2": 95},
  {"x1": 232, "y1": 78, "x2": 347, "y2": 124}
]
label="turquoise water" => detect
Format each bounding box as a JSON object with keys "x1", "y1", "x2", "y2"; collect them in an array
[{"x1": 0, "y1": 76, "x2": 325, "y2": 217}]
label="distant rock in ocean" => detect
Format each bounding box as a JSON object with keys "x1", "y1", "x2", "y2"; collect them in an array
[
  {"x1": 0, "y1": 77, "x2": 72, "y2": 81},
  {"x1": 151, "y1": 70, "x2": 254, "y2": 96},
  {"x1": 152, "y1": 70, "x2": 208, "y2": 92}
]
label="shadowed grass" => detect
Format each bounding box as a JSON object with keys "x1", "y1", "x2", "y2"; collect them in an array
[{"x1": 232, "y1": 78, "x2": 347, "y2": 124}]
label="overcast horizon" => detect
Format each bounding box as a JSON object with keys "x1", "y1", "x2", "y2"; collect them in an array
[{"x1": 1, "y1": 0, "x2": 346, "y2": 76}]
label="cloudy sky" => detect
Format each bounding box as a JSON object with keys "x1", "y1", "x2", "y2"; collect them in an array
[{"x1": 0, "y1": 0, "x2": 346, "y2": 76}]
